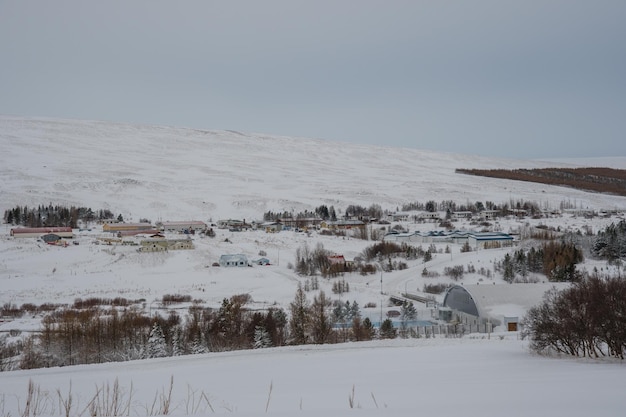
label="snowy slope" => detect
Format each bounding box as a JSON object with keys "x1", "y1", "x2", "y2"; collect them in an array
[{"x1": 2, "y1": 115, "x2": 625, "y2": 223}]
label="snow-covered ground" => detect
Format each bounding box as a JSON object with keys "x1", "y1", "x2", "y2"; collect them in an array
[
  {"x1": 1, "y1": 116, "x2": 626, "y2": 416},
  {"x1": 0, "y1": 337, "x2": 624, "y2": 417}
]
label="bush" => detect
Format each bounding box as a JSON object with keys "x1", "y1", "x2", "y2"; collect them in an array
[
  {"x1": 162, "y1": 294, "x2": 192, "y2": 305},
  {"x1": 423, "y1": 283, "x2": 449, "y2": 294},
  {"x1": 523, "y1": 274, "x2": 626, "y2": 359}
]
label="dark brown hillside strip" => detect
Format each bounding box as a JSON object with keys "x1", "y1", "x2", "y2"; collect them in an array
[{"x1": 455, "y1": 167, "x2": 626, "y2": 196}]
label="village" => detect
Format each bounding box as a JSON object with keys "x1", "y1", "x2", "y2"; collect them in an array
[{"x1": 5, "y1": 203, "x2": 623, "y2": 340}]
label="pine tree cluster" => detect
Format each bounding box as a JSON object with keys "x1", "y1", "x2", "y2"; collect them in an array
[{"x1": 4, "y1": 204, "x2": 115, "y2": 228}]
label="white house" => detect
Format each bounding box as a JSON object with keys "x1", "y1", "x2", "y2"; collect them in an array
[{"x1": 219, "y1": 254, "x2": 250, "y2": 267}]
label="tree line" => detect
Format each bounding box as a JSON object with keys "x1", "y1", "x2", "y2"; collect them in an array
[
  {"x1": 496, "y1": 241, "x2": 584, "y2": 283},
  {"x1": 3, "y1": 287, "x2": 425, "y2": 371},
  {"x1": 456, "y1": 167, "x2": 626, "y2": 197},
  {"x1": 3, "y1": 204, "x2": 116, "y2": 228}
]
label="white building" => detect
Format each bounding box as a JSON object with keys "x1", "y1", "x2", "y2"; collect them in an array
[{"x1": 219, "y1": 254, "x2": 250, "y2": 267}]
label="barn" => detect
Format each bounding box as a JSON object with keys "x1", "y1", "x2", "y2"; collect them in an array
[
  {"x1": 10, "y1": 227, "x2": 73, "y2": 239},
  {"x1": 441, "y1": 283, "x2": 570, "y2": 332}
]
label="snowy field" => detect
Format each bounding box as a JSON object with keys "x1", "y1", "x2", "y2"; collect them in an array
[
  {"x1": 1, "y1": 337, "x2": 625, "y2": 417},
  {"x1": 1, "y1": 116, "x2": 626, "y2": 416}
]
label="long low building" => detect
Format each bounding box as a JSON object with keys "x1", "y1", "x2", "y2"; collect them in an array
[
  {"x1": 160, "y1": 221, "x2": 207, "y2": 233},
  {"x1": 384, "y1": 230, "x2": 514, "y2": 249},
  {"x1": 102, "y1": 222, "x2": 153, "y2": 233},
  {"x1": 10, "y1": 227, "x2": 73, "y2": 238}
]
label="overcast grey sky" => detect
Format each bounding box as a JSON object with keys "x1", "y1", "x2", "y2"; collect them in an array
[{"x1": 1, "y1": 1, "x2": 625, "y2": 159}]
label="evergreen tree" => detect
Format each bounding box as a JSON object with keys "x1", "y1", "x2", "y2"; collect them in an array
[
  {"x1": 502, "y1": 253, "x2": 515, "y2": 283},
  {"x1": 380, "y1": 319, "x2": 397, "y2": 339},
  {"x1": 362, "y1": 317, "x2": 375, "y2": 340},
  {"x1": 146, "y1": 323, "x2": 167, "y2": 358},
  {"x1": 349, "y1": 301, "x2": 360, "y2": 321},
  {"x1": 171, "y1": 325, "x2": 184, "y2": 356},
  {"x1": 400, "y1": 301, "x2": 417, "y2": 337},
  {"x1": 253, "y1": 326, "x2": 272, "y2": 349},
  {"x1": 191, "y1": 334, "x2": 207, "y2": 354},
  {"x1": 310, "y1": 291, "x2": 333, "y2": 344},
  {"x1": 289, "y1": 284, "x2": 310, "y2": 345},
  {"x1": 329, "y1": 206, "x2": 337, "y2": 221}
]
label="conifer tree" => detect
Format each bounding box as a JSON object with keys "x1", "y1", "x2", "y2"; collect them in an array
[
  {"x1": 289, "y1": 284, "x2": 310, "y2": 345},
  {"x1": 380, "y1": 319, "x2": 397, "y2": 339},
  {"x1": 171, "y1": 325, "x2": 184, "y2": 356},
  {"x1": 253, "y1": 326, "x2": 272, "y2": 349},
  {"x1": 310, "y1": 291, "x2": 333, "y2": 344},
  {"x1": 146, "y1": 323, "x2": 167, "y2": 358}
]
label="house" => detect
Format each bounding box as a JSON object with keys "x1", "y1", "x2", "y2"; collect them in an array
[
  {"x1": 219, "y1": 254, "x2": 250, "y2": 267},
  {"x1": 138, "y1": 238, "x2": 168, "y2": 252},
  {"x1": 480, "y1": 209, "x2": 499, "y2": 221},
  {"x1": 452, "y1": 211, "x2": 473, "y2": 220},
  {"x1": 217, "y1": 219, "x2": 253, "y2": 230},
  {"x1": 279, "y1": 217, "x2": 323, "y2": 229},
  {"x1": 441, "y1": 283, "x2": 570, "y2": 332},
  {"x1": 387, "y1": 212, "x2": 411, "y2": 222},
  {"x1": 254, "y1": 257, "x2": 271, "y2": 265},
  {"x1": 328, "y1": 254, "x2": 346, "y2": 265},
  {"x1": 260, "y1": 222, "x2": 283, "y2": 233},
  {"x1": 321, "y1": 220, "x2": 366, "y2": 230},
  {"x1": 138, "y1": 237, "x2": 194, "y2": 252},
  {"x1": 10, "y1": 227, "x2": 73, "y2": 239}
]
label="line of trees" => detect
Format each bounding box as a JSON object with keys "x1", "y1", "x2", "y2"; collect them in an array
[
  {"x1": 496, "y1": 241, "x2": 583, "y2": 283},
  {"x1": 523, "y1": 274, "x2": 626, "y2": 359},
  {"x1": 15, "y1": 295, "x2": 289, "y2": 370},
  {"x1": 3, "y1": 204, "x2": 116, "y2": 228},
  {"x1": 456, "y1": 167, "x2": 626, "y2": 197},
  {"x1": 5, "y1": 288, "x2": 390, "y2": 371}
]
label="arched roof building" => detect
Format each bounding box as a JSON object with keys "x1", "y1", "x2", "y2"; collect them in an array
[{"x1": 442, "y1": 283, "x2": 570, "y2": 331}]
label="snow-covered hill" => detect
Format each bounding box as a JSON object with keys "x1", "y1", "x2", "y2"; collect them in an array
[{"x1": 2, "y1": 115, "x2": 625, "y2": 223}]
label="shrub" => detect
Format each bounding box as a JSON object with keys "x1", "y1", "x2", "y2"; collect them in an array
[
  {"x1": 423, "y1": 283, "x2": 449, "y2": 294},
  {"x1": 523, "y1": 274, "x2": 626, "y2": 359}
]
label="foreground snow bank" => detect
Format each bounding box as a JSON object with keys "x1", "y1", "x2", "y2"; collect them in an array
[{"x1": 1, "y1": 336, "x2": 625, "y2": 416}]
